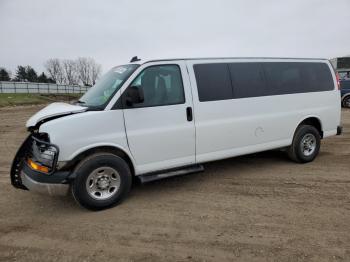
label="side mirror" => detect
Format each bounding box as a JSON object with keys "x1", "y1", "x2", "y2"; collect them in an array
[{"x1": 125, "y1": 86, "x2": 144, "y2": 106}]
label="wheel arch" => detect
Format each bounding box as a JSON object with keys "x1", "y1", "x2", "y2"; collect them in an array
[
  {"x1": 62, "y1": 144, "x2": 136, "y2": 178},
  {"x1": 295, "y1": 116, "x2": 323, "y2": 138},
  {"x1": 341, "y1": 93, "x2": 350, "y2": 107},
  {"x1": 341, "y1": 92, "x2": 350, "y2": 100}
]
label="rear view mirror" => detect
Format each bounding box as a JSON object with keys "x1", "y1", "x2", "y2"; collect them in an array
[{"x1": 125, "y1": 86, "x2": 144, "y2": 106}]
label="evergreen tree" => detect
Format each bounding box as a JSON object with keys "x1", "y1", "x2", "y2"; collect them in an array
[
  {"x1": 26, "y1": 66, "x2": 38, "y2": 82},
  {"x1": 15, "y1": 66, "x2": 27, "y2": 81},
  {"x1": 14, "y1": 65, "x2": 39, "y2": 82},
  {"x1": 47, "y1": 77, "x2": 56, "y2": 84},
  {"x1": 37, "y1": 72, "x2": 48, "y2": 83},
  {"x1": 0, "y1": 68, "x2": 10, "y2": 81},
  {"x1": 37, "y1": 72, "x2": 55, "y2": 83}
]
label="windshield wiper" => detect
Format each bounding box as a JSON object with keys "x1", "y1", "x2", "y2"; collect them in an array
[
  {"x1": 74, "y1": 100, "x2": 88, "y2": 107},
  {"x1": 75, "y1": 100, "x2": 86, "y2": 105}
]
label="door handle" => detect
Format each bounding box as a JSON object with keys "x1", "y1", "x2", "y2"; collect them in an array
[{"x1": 186, "y1": 107, "x2": 193, "y2": 121}]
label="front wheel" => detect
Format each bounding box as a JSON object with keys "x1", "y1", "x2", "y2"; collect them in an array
[
  {"x1": 288, "y1": 125, "x2": 321, "y2": 163},
  {"x1": 71, "y1": 153, "x2": 132, "y2": 210}
]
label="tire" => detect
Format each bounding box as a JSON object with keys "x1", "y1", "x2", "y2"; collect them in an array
[
  {"x1": 342, "y1": 96, "x2": 350, "y2": 108},
  {"x1": 71, "y1": 153, "x2": 132, "y2": 210},
  {"x1": 287, "y1": 125, "x2": 321, "y2": 163}
]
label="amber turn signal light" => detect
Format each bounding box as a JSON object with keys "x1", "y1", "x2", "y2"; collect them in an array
[{"x1": 27, "y1": 159, "x2": 49, "y2": 173}]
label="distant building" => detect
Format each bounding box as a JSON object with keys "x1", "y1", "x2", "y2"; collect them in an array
[{"x1": 330, "y1": 56, "x2": 350, "y2": 79}]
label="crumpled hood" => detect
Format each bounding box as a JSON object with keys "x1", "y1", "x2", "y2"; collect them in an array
[{"x1": 26, "y1": 102, "x2": 87, "y2": 128}]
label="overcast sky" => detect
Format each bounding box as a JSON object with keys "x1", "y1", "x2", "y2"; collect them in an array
[{"x1": 1, "y1": 0, "x2": 349, "y2": 74}]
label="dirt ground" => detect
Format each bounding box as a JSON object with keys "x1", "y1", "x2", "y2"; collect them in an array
[{"x1": 0, "y1": 105, "x2": 349, "y2": 262}]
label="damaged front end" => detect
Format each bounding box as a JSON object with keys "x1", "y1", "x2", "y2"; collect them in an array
[
  {"x1": 10, "y1": 132, "x2": 70, "y2": 196},
  {"x1": 10, "y1": 102, "x2": 87, "y2": 195}
]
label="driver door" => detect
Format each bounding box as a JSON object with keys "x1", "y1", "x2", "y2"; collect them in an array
[{"x1": 122, "y1": 62, "x2": 195, "y2": 174}]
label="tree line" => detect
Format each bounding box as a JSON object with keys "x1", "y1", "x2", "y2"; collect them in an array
[{"x1": 0, "y1": 57, "x2": 102, "y2": 86}]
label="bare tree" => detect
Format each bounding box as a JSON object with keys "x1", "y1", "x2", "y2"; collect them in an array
[
  {"x1": 76, "y1": 57, "x2": 91, "y2": 86},
  {"x1": 62, "y1": 59, "x2": 78, "y2": 85},
  {"x1": 76, "y1": 57, "x2": 102, "y2": 86},
  {"x1": 91, "y1": 61, "x2": 102, "y2": 85},
  {"x1": 45, "y1": 57, "x2": 101, "y2": 86},
  {"x1": 44, "y1": 58, "x2": 64, "y2": 84}
]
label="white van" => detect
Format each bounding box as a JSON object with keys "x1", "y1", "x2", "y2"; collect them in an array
[{"x1": 11, "y1": 57, "x2": 342, "y2": 210}]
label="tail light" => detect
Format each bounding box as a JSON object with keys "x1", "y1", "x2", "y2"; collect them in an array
[{"x1": 336, "y1": 72, "x2": 341, "y2": 90}]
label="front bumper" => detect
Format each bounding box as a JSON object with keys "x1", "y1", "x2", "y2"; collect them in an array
[
  {"x1": 20, "y1": 169, "x2": 69, "y2": 196},
  {"x1": 15, "y1": 163, "x2": 71, "y2": 196}
]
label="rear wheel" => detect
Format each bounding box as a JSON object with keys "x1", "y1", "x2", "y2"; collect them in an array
[
  {"x1": 71, "y1": 153, "x2": 132, "y2": 210},
  {"x1": 342, "y1": 96, "x2": 350, "y2": 108},
  {"x1": 288, "y1": 125, "x2": 321, "y2": 163}
]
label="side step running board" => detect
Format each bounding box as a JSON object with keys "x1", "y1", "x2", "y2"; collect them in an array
[{"x1": 138, "y1": 164, "x2": 204, "y2": 183}]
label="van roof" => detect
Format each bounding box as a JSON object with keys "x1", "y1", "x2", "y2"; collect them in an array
[{"x1": 143, "y1": 57, "x2": 328, "y2": 64}]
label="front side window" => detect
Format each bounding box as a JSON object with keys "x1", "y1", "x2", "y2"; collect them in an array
[
  {"x1": 78, "y1": 64, "x2": 139, "y2": 109},
  {"x1": 125, "y1": 65, "x2": 185, "y2": 108}
]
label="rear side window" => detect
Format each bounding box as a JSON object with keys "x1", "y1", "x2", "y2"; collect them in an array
[
  {"x1": 263, "y1": 62, "x2": 304, "y2": 95},
  {"x1": 263, "y1": 62, "x2": 334, "y2": 95},
  {"x1": 194, "y1": 63, "x2": 233, "y2": 102},
  {"x1": 193, "y1": 61, "x2": 334, "y2": 102},
  {"x1": 229, "y1": 63, "x2": 267, "y2": 98},
  {"x1": 304, "y1": 63, "x2": 334, "y2": 91}
]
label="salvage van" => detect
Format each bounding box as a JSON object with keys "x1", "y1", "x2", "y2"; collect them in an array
[{"x1": 11, "y1": 57, "x2": 342, "y2": 210}]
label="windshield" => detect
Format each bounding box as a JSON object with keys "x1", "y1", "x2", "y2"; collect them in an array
[{"x1": 78, "y1": 64, "x2": 139, "y2": 108}]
